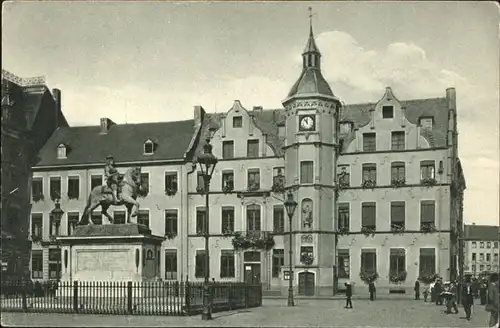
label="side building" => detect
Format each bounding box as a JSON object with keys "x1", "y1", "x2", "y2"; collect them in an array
[
  {"x1": 1, "y1": 69, "x2": 68, "y2": 281},
  {"x1": 463, "y1": 224, "x2": 499, "y2": 278},
  {"x1": 28, "y1": 26, "x2": 466, "y2": 296}
]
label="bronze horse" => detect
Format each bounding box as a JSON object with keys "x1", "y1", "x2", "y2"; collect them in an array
[{"x1": 77, "y1": 167, "x2": 144, "y2": 225}]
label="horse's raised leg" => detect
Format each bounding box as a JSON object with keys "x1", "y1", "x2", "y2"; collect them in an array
[
  {"x1": 121, "y1": 195, "x2": 139, "y2": 224},
  {"x1": 101, "y1": 204, "x2": 113, "y2": 225}
]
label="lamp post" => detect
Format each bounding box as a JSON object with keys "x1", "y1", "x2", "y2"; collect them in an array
[
  {"x1": 50, "y1": 198, "x2": 64, "y2": 280},
  {"x1": 284, "y1": 192, "x2": 298, "y2": 307},
  {"x1": 197, "y1": 133, "x2": 218, "y2": 321}
]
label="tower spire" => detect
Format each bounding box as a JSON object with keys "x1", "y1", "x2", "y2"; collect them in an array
[
  {"x1": 308, "y1": 6, "x2": 315, "y2": 36},
  {"x1": 302, "y1": 7, "x2": 320, "y2": 69}
]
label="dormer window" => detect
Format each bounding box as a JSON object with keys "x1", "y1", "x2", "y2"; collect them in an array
[
  {"x1": 144, "y1": 139, "x2": 155, "y2": 155},
  {"x1": 382, "y1": 106, "x2": 394, "y2": 119},
  {"x1": 339, "y1": 121, "x2": 353, "y2": 134},
  {"x1": 57, "y1": 144, "x2": 67, "y2": 159},
  {"x1": 420, "y1": 117, "x2": 434, "y2": 129}
]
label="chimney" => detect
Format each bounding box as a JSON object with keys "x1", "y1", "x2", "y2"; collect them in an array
[
  {"x1": 194, "y1": 105, "x2": 206, "y2": 129},
  {"x1": 446, "y1": 88, "x2": 456, "y2": 111},
  {"x1": 100, "y1": 117, "x2": 115, "y2": 134},
  {"x1": 52, "y1": 88, "x2": 61, "y2": 128},
  {"x1": 253, "y1": 106, "x2": 263, "y2": 112}
]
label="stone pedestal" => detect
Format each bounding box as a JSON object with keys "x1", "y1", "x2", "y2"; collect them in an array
[{"x1": 57, "y1": 224, "x2": 164, "y2": 283}]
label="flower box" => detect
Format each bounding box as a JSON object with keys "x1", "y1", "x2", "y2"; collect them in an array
[
  {"x1": 338, "y1": 227, "x2": 349, "y2": 236},
  {"x1": 361, "y1": 226, "x2": 376, "y2": 237},
  {"x1": 421, "y1": 177, "x2": 437, "y2": 187},
  {"x1": 32, "y1": 193, "x2": 45, "y2": 202},
  {"x1": 359, "y1": 271, "x2": 379, "y2": 284},
  {"x1": 391, "y1": 224, "x2": 405, "y2": 235},
  {"x1": 420, "y1": 223, "x2": 437, "y2": 234},
  {"x1": 389, "y1": 270, "x2": 407, "y2": 284},
  {"x1": 165, "y1": 188, "x2": 177, "y2": 196},
  {"x1": 391, "y1": 178, "x2": 406, "y2": 188},
  {"x1": 362, "y1": 180, "x2": 376, "y2": 189},
  {"x1": 165, "y1": 232, "x2": 177, "y2": 240},
  {"x1": 30, "y1": 235, "x2": 42, "y2": 243},
  {"x1": 418, "y1": 274, "x2": 439, "y2": 285},
  {"x1": 137, "y1": 187, "x2": 149, "y2": 198},
  {"x1": 222, "y1": 185, "x2": 234, "y2": 194},
  {"x1": 231, "y1": 232, "x2": 275, "y2": 251}
]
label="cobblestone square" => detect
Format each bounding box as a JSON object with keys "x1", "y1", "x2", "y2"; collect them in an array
[{"x1": 1, "y1": 299, "x2": 491, "y2": 327}]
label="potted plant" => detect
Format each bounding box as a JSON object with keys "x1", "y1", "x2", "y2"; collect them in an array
[
  {"x1": 165, "y1": 232, "x2": 177, "y2": 240},
  {"x1": 32, "y1": 193, "x2": 45, "y2": 202},
  {"x1": 389, "y1": 270, "x2": 407, "y2": 284},
  {"x1": 165, "y1": 188, "x2": 177, "y2": 196},
  {"x1": 359, "y1": 271, "x2": 379, "y2": 284},
  {"x1": 222, "y1": 183, "x2": 234, "y2": 194},
  {"x1": 391, "y1": 178, "x2": 406, "y2": 188},
  {"x1": 361, "y1": 226, "x2": 376, "y2": 237},
  {"x1": 30, "y1": 235, "x2": 42, "y2": 243},
  {"x1": 421, "y1": 222, "x2": 437, "y2": 234},
  {"x1": 231, "y1": 232, "x2": 275, "y2": 251},
  {"x1": 137, "y1": 187, "x2": 149, "y2": 198},
  {"x1": 391, "y1": 223, "x2": 405, "y2": 235},
  {"x1": 362, "y1": 179, "x2": 376, "y2": 189},
  {"x1": 222, "y1": 227, "x2": 233, "y2": 237},
  {"x1": 300, "y1": 253, "x2": 314, "y2": 266},
  {"x1": 338, "y1": 227, "x2": 349, "y2": 236},
  {"x1": 421, "y1": 177, "x2": 437, "y2": 187}
]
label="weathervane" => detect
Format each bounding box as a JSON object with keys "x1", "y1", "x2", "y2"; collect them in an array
[{"x1": 308, "y1": 7, "x2": 316, "y2": 30}]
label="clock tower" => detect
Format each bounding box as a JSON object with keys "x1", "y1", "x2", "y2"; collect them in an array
[{"x1": 282, "y1": 20, "x2": 342, "y2": 296}]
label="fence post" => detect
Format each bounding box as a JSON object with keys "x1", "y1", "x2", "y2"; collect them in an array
[
  {"x1": 244, "y1": 284, "x2": 249, "y2": 308},
  {"x1": 184, "y1": 279, "x2": 191, "y2": 315},
  {"x1": 127, "y1": 281, "x2": 133, "y2": 314},
  {"x1": 21, "y1": 280, "x2": 28, "y2": 311},
  {"x1": 73, "y1": 281, "x2": 79, "y2": 313}
]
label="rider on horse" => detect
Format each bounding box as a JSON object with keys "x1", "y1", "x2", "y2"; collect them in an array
[{"x1": 105, "y1": 155, "x2": 121, "y2": 203}]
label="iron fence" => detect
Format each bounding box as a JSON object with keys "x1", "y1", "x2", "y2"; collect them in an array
[{"x1": 0, "y1": 280, "x2": 262, "y2": 316}]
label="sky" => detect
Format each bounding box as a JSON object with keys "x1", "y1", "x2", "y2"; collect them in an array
[{"x1": 2, "y1": 1, "x2": 499, "y2": 226}]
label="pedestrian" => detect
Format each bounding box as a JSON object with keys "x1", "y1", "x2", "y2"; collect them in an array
[
  {"x1": 414, "y1": 280, "x2": 420, "y2": 300},
  {"x1": 481, "y1": 279, "x2": 488, "y2": 305},
  {"x1": 369, "y1": 281, "x2": 376, "y2": 301},
  {"x1": 344, "y1": 281, "x2": 353, "y2": 309},
  {"x1": 445, "y1": 282, "x2": 459, "y2": 314},
  {"x1": 462, "y1": 276, "x2": 474, "y2": 321},
  {"x1": 486, "y1": 273, "x2": 499, "y2": 327},
  {"x1": 434, "y1": 279, "x2": 443, "y2": 305},
  {"x1": 423, "y1": 285, "x2": 429, "y2": 302}
]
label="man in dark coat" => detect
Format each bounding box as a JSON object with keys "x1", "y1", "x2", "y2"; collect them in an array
[
  {"x1": 462, "y1": 276, "x2": 475, "y2": 321},
  {"x1": 344, "y1": 282, "x2": 353, "y2": 309},
  {"x1": 480, "y1": 279, "x2": 488, "y2": 305},
  {"x1": 369, "y1": 281, "x2": 376, "y2": 301},
  {"x1": 414, "y1": 280, "x2": 420, "y2": 300},
  {"x1": 434, "y1": 279, "x2": 443, "y2": 305}
]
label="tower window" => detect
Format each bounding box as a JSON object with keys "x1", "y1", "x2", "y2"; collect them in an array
[
  {"x1": 382, "y1": 106, "x2": 394, "y2": 119},
  {"x1": 144, "y1": 139, "x2": 154, "y2": 155}
]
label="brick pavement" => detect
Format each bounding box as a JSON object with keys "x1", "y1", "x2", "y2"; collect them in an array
[{"x1": 1, "y1": 298, "x2": 491, "y2": 327}]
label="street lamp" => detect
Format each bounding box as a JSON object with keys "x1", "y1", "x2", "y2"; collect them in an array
[
  {"x1": 196, "y1": 130, "x2": 218, "y2": 321},
  {"x1": 284, "y1": 191, "x2": 298, "y2": 307},
  {"x1": 50, "y1": 198, "x2": 64, "y2": 280}
]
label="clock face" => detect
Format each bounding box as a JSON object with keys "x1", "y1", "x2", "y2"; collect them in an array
[{"x1": 299, "y1": 115, "x2": 315, "y2": 131}]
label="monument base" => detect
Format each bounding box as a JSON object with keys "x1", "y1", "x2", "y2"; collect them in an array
[{"x1": 57, "y1": 224, "x2": 164, "y2": 283}]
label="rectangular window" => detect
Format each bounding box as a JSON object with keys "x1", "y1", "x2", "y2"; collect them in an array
[
  {"x1": 220, "y1": 250, "x2": 235, "y2": 278},
  {"x1": 197, "y1": 172, "x2": 205, "y2": 192},
  {"x1": 363, "y1": 133, "x2": 376, "y2": 152},
  {"x1": 480, "y1": 253, "x2": 485, "y2": 261},
  {"x1": 480, "y1": 242, "x2": 484, "y2": 248},
  {"x1": 113, "y1": 211, "x2": 126, "y2": 225},
  {"x1": 338, "y1": 249, "x2": 350, "y2": 279},
  {"x1": 91, "y1": 211, "x2": 102, "y2": 225},
  {"x1": 391, "y1": 162, "x2": 406, "y2": 181},
  {"x1": 48, "y1": 249, "x2": 61, "y2": 280},
  {"x1": 31, "y1": 214, "x2": 42, "y2": 237},
  {"x1": 494, "y1": 254, "x2": 498, "y2": 263},
  {"x1": 164, "y1": 250, "x2": 177, "y2": 280},
  {"x1": 382, "y1": 106, "x2": 394, "y2": 119},
  {"x1": 361, "y1": 202, "x2": 376, "y2": 230},
  {"x1": 272, "y1": 249, "x2": 284, "y2": 278},
  {"x1": 362, "y1": 164, "x2": 377, "y2": 184},
  {"x1": 195, "y1": 250, "x2": 206, "y2": 278},
  {"x1": 390, "y1": 202, "x2": 405, "y2": 230},
  {"x1": 420, "y1": 161, "x2": 435, "y2": 180},
  {"x1": 49, "y1": 177, "x2": 61, "y2": 200},
  {"x1": 360, "y1": 249, "x2": 377, "y2": 274},
  {"x1": 247, "y1": 169, "x2": 260, "y2": 191},
  {"x1": 140, "y1": 173, "x2": 149, "y2": 192},
  {"x1": 31, "y1": 250, "x2": 43, "y2": 279},
  {"x1": 221, "y1": 207, "x2": 235, "y2": 234},
  {"x1": 486, "y1": 253, "x2": 491, "y2": 261},
  {"x1": 487, "y1": 242, "x2": 491, "y2": 248},
  {"x1": 472, "y1": 253, "x2": 476, "y2": 262},
  {"x1": 338, "y1": 203, "x2": 350, "y2": 232},
  {"x1": 67, "y1": 176, "x2": 80, "y2": 200},
  {"x1": 272, "y1": 167, "x2": 285, "y2": 190},
  {"x1": 90, "y1": 175, "x2": 103, "y2": 190},
  {"x1": 137, "y1": 210, "x2": 149, "y2": 227},
  {"x1": 419, "y1": 248, "x2": 436, "y2": 277},
  {"x1": 247, "y1": 204, "x2": 261, "y2": 232},
  {"x1": 233, "y1": 116, "x2": 242, "y2": 128},
  {"x1": 222, "y1": 171, "x2": 234, "y2": 191},
  {"x1": 495, "y1": 242, "x2": 499, "y2": 248},
  {"x1": 49, "y1": 214, "x2": 61, "y2": 236},
  {"x1": 391, "y1": 131, "x2": 405, "y2": 150},
  {"x1": 472, "y1": 242, "x2": 477, "y2": 249},
  {"x1": 164, "y1": 172, "x2": 178, "y2": 193},
  {"x1": 300, "y1": 161, "x2": 314, "y2": 184},
  {"x1": 247, "y1": 139, "x2": 259, "y2": 158},
  {"x1": 196, "y1": 208, "x2": 207, "y2": 234},
  {"x1": 222, "y1": 141, "x2": 235, "y2": 159},
  {"x1": 420, "y1": 117, "x2": 433, "y2": 129},
  {"x1": 480, "y1": 264, "x2": 484, "y2": 272},
  {"x1": 389, "y1": 248, "x2": 406, "y2": 277},
  {"x1": 32, "y1": 177, "x2": 43, "y2": 201},
  {"x1": 337, "y1": 165, "x2": 350, "y2": 187},
  {"x1": 420, "y1": 201, "x2": 435, "y2": 228},
  {"x1": 165, "y1": 210, "x2": 178, "y2": 236},
  {"x1": 67, "y1": 212, "x2": 79, "y2": 235},
  {"x1": 273, "y1": 205, "x2": 285, "y2": 233}
]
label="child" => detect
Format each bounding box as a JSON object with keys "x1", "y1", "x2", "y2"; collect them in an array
[{"x1": 423, "y1": 285, "x2": 429, "y2": 302}]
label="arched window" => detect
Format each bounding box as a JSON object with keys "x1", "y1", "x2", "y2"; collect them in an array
[
  {"x1": 144, "y1": 139, "x2": 154, "y2": 155},
  {"x1": 57, "y1": 144, "x2": 66, "y2": 159}
]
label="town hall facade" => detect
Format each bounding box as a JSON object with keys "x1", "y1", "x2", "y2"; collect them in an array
[{"x1": 28, "y1": 26, "x2": 466, "y2": 296}]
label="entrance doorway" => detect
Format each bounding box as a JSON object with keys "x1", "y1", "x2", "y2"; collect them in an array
[
  {"x1": 298, "y1": 271, "x2": 315, "y2": 296},
  {"x1": 243, "y1": 251, "x2": 261, "y2": 284}
]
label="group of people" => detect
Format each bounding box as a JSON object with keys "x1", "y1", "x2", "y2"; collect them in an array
[{"x1": 416, "y1": 273, "x2": 499, "y2": 327}]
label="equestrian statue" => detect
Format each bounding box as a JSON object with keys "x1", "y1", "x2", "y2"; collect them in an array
[{"x1": 77, "y1": 155, "x2": 145, "y2": 225}]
